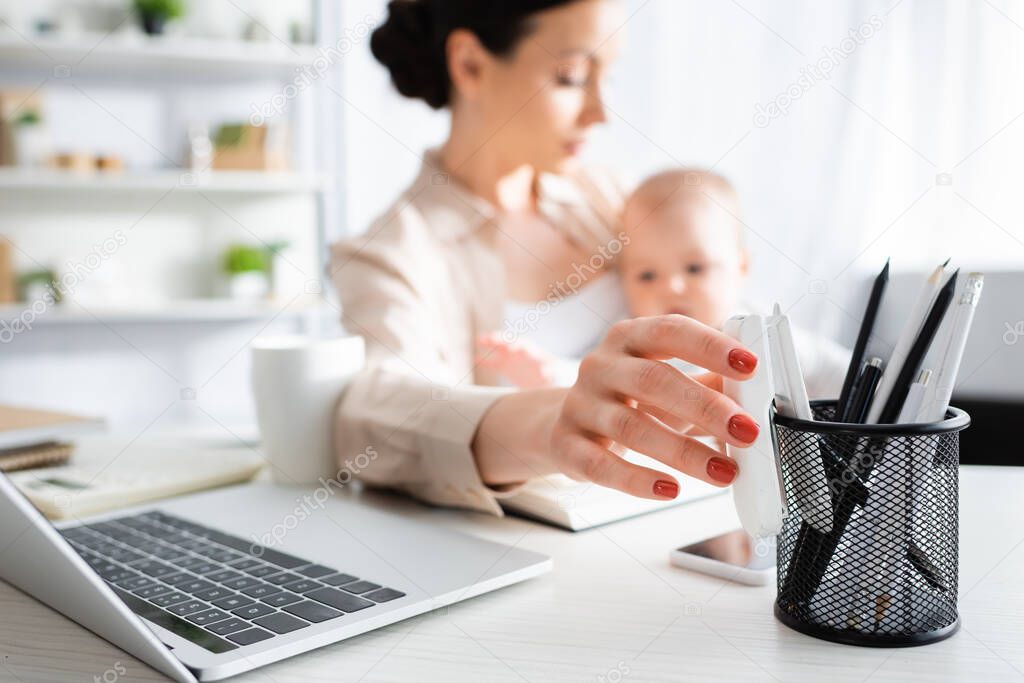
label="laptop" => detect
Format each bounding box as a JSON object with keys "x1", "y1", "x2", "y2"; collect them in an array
[{"x1": 0, "y1": 472, "x2": 551, "y2": 682}]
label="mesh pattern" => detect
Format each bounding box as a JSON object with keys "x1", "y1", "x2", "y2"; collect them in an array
[{"x1": 774, "y1": 403, "x2": 963, "y2": 645}]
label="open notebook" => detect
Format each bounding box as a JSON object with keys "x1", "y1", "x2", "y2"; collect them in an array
[
  {"x1": 8, "y1": 442, "x2": 264, "y2": 520},
  {"x1": 500, "y1": 450, "x2": 728, "y2": 531}
]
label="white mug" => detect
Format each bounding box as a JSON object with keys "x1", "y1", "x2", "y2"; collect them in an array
[{"x1": 250, "y1": 335, "x2": 365, "y2": 485}]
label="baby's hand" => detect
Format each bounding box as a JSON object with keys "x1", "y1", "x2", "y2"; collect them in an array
[{"x1": 476, "y1": 333, "x2": 557, "y2": 389}]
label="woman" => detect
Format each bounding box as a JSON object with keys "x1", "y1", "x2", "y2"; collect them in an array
[{"x1": 330, "y1": 0, "x2": 761, "y2": 515}]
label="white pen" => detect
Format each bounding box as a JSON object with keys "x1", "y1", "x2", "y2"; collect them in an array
[
  {"x1": 906, "y1": 369, "x2": 935, "y2": 606},
  {"x1": 867, "y1": 260, "x2": 953, "y2": 424},
  {"x1": 768, "y1": 304, "x2": 808, "y2": 418},
  {"x1": 766, "y1": 303, "x2": 833, "y2": 534},
  {"x1": 898, "y1": 369, "x2": 931, "y2": 424},
  {"x1": 916, "y1": 273, "x2": 984, "y2": 423}
]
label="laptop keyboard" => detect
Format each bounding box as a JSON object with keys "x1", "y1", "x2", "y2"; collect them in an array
[{"x1": 59, "y1": 511, "x2": 406, "y2": 653}]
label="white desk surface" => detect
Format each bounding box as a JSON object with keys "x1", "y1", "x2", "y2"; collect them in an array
[{"x1": 0, "y1": 445, "x2": 1021, "y2": 683}]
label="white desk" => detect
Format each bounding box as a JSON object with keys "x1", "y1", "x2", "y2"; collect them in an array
[{"x1": 0, "y1": 459, "x2": 1021, "y2": 682}]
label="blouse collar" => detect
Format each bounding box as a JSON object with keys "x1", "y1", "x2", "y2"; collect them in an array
[{"x1": 409, "y1": 148, "x2": 593, "y2": 243}]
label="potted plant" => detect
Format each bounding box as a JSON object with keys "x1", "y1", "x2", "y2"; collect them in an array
[
  {"x1": 133, "y1": 0, "x2": 186, "y2": 36},
  {"x1": 11, "y1": 108, "x2": 50, "y2": 168},
  {"x1": 18, "y1": 269, "x2": 60, "y2": 304},
  {"x1": 223, "y1": 244, "x2": 270, "y2": 301}
]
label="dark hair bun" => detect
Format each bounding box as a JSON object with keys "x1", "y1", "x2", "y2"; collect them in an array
[{"x1": 371, "y1": 1, "x2": 450, "y2": 109}]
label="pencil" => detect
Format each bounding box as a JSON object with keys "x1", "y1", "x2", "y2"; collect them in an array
[{"x1": 837, "y1": 260, "x2": 889, "y2": 417}]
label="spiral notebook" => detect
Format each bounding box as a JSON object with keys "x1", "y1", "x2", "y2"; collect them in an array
[{"x1": 0, "y1": 441, "x2": 75, "y2": 472}]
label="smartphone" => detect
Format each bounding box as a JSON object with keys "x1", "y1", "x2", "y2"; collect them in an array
[{"x1": 669, "y1": 530, "x2": 776, "y2": 586}]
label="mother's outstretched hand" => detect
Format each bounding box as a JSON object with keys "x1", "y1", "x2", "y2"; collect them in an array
[
  {"x1": 549, "y1": 314, "x2": 760, "y2": 499},
  {"x1": 473, "y1": 315, "x2": 760, "y2": 500}
]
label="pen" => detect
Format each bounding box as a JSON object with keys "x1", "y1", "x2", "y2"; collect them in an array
[
  {"x1": 905, "y1": 369, "x2": 946, "y2": 590},
  {"x1": 767, "y1": 304, "x2": 810, "y2": 420},
  {"x1": 867, "y1": 260, "x2": 952, "y2": 424},
  {"x1": 841, "y1": 358, "x2": 883, "y2": 424},
  {"x1": 916, "y1": 273, "x2": 984, "y2": 423},
  {"x1": 898, "y1": 369, "x2": 931, "y2": 424},
  {"x1": 837, "y1": 260, "x2": 889, "y2": 418},
  {"x1": 767, "y1": 304, "x2": 833, "y2": 534}
]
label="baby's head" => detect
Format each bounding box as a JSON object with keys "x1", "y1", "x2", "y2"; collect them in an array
[{"x1": 620, "y1": 169, "x2": 748, "y2": 329}]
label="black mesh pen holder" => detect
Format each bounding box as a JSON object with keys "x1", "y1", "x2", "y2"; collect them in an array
[{"x1": 772, "y1": 400, "x2": 970, "y2": 647}]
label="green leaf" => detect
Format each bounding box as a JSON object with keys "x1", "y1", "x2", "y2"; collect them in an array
[
  {"x1": 223, "y1": 245, "x2": 270, "y2": 274},
  {"x1": 132, "y1": 0, "x2": 186, "y2": 20}
]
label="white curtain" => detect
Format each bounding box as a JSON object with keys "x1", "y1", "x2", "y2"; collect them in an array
[{"x1": 590, "y1": 0, "x2": 1024, "y2": 341}]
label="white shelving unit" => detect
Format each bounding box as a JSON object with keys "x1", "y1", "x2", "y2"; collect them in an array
[
  {"x1": 0, "y1": 33, "x2": 321, "y2": 80},
  {"x1": 0, "y1": 297, "x2": 322, "y2": 324},
  {"x1": 0, "y1": 167, "x2": 328, "y2": 194},
  {"x1": 0, "y1": 1, "x2": 345, "y2": 326}
]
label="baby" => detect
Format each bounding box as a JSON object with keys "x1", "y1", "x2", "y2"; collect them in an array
[
  {"x1": 617, "y1": 169, "x2": 747, "y2": 330},
  {"x1": 478, "y1": 168, "x2": 848, "y2": 397}
]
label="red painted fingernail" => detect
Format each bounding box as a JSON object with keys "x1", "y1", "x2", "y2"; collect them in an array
[
  {"x1": 728, "y1": 348, "x2": 758, "y2": 374},
  {"x1": 707, "y1": 457, "x2": 739, "y2": 484},
  {"x1": 653, "y1": 480, "x2": 679, "y2": 499},
  {"x1": 728, "y1": 414, "x2": 760, "y2": 443}
]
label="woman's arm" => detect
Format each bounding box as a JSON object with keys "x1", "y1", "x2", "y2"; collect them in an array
[{"x1": 331, "y1": 217, "x2": 520, "y2": 516}]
